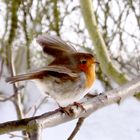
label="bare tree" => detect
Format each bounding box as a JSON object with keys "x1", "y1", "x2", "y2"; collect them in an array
[{"x1": 0, "y1": 0, "x2": 140, "y2": 139}]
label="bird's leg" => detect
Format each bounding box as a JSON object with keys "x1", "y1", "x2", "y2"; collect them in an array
[
  {"x1": 73, "y1": 102, "x2": 86, "y2": 112},
  {"x1": 56, "y1": 102, "x2": 73, "y2": 116},
  {"x1": 58, "y1": 105, "x2": 74, "y2": 116}
]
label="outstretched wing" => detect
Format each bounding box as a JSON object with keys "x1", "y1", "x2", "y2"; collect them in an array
[
  {"x1": 36, "y1": 34, "x2": 77, "y2": 57},
  {"x1": 6, "y1": 65, "x2": 78, "y2": 83}
]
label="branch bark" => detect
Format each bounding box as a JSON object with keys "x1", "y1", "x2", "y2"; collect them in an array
[
  {"x1": 0, "y1": 77, "x2": 140, "y2": 136},
  {"x1": 27, "y1": 120, "x2": 42, "y2": 140},
  {"x1": 67, "y1": 117, "x2": 85, "y2": 140}
]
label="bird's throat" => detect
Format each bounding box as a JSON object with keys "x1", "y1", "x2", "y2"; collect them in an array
[{"x1": 85, "y1": 66, "x2": 96, "y2": 88}]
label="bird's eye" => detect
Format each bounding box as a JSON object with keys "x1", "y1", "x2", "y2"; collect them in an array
[{"x1": 81, "y1": 59, "x2": 87, "y2": 64}]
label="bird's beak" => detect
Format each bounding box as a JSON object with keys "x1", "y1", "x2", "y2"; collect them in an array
[{"x1": 94, "y1": 61, "x2": 100, "y2": 65}]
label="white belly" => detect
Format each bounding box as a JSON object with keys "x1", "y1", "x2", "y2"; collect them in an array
[{"x1": 34, "y1": 73, "x2": 90, "y2": 107}]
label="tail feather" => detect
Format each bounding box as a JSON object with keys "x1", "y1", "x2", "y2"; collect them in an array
[{"x1": 6, "y1": 73, "x2": 40, "y2": 83}]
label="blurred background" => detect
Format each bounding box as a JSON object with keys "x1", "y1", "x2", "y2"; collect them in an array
[{"x1": 0, "y1": 0, "x2": 140, "y2": 139}]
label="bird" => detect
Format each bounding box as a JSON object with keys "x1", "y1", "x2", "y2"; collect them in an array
[{"x1": 6, "y1": 34, "x2": 99, "y2": 110}]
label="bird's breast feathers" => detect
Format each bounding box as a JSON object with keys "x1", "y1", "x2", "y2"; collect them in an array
[{"x1": 34, "y1": 72, "x2": 93, "y2": 106}]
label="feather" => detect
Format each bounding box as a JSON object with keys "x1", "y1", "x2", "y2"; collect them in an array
[
  {"x1": 6, "y1": 65, "x2": 78, "y2": 83},
  {"x1": 36, "y1": 34, "x2": 77, "y2": 56}
]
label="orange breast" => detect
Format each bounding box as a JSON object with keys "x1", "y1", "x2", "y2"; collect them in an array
[
  {"x1": 79, "y1": 59, "x2": 96, "y2": 88},
  {"x1": 85, "y1": 65, "x2": 96, "y2": 88}
]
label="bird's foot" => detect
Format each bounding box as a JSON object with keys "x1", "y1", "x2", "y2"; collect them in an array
[
  {"x1": 59, "y1": 106, "x2": 74, "y2": 116},
  {"x1": 59, "y1": 102, "x2": 86, "y2": 116},
  {"x1": 73, "y1": 102, "x2": 86, "y2": 112}
]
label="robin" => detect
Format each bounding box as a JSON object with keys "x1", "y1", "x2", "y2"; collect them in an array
[{"x1": 6, "y1": 34, "x2": 99, "y2": 110}]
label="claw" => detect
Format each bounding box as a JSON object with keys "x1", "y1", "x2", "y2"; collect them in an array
[
  {"x1": 59, "y1": 102, "x2": 86, "y2": 116},
  {"x1": 59, "y1": 106, "x2": 74, "y2": 116},
  {"x1": 73, "y1": 102, "x2": 86, "y2": 112}
]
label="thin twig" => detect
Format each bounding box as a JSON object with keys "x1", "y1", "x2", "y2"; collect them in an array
[
  {"x1": 32, "y1": 97, "x2": 48, "y2": 116},
  {"x1": 0, "y1": 85, "x2": 24, "y2": 102},
  {"x1": 8, "y1": 133, "x2": 28, "y2": 139},
  {"x1": 67, "y1": 117, "x2": 85, "y2": 140},
  {"x1": 24, "y1": 96, "x2": 48, "y2": 116},
  {"x1": 0, "y1": 58, "x2": 4, "y2": 79}
]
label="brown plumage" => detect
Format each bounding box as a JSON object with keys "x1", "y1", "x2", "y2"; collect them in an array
[{"x1": 6, "y1": 34, "x2": 99, "y2": 107}]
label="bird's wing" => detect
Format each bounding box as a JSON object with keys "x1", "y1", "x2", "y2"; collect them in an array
[
  {"x1": 36, "y1": 34, "x2": 77, "y2": 57},
  {"x1": 40, "y1": 65, "x2": 78, "y2": 77},
  {"x1": 6, "y1": 65, "x2": 78, "y2": 83}
]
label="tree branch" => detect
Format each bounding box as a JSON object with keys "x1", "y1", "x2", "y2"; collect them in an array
[
  {"x1": 27, "y1": 120, "x2": 42, "y2": 140},
  {"x1": 80, "y1": 0, "x2": 129, "y2": 84},
  {"x1": 0, "y1": 77, "x2": 140, "y2": 136},
  {"x1": 67, "y1": 117, "x2": 85, "y2": 140}
]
